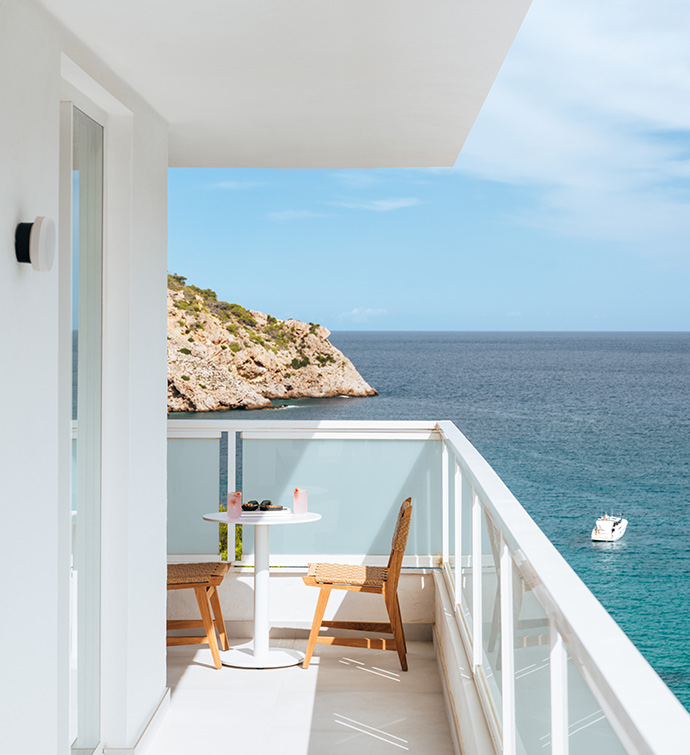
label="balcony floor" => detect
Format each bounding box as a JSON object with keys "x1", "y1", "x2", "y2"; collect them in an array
[{"x1": 148, "y1": 638, "x2": 455, "y2": 754}]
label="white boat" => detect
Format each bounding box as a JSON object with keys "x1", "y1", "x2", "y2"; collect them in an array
[{"x1": 591, "y1": 514, "x2": 628, "y2": 542}]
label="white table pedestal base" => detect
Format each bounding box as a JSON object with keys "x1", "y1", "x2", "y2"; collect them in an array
[
  {"x1": 201, "y1": 510, "x2": 321, "y2": 670},
  {"x1": 221, "y1": 526, "x2": 306, "y2": 668},
  {"x1": 219, "y1": 644, "x2": 305, "y2": 669}
]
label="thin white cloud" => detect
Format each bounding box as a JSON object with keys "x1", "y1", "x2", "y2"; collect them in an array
[
  {"x1": 339, "y1": 307, "x2": 387, "y2": 323},
  {"x1": 210, "y1": 180, "x2": 268, "y2": 190},
  {"x1": 267, "y1": 209, "x2": 327, "y2": 221},
  {"x1": 328, "y1": 198, "x2": 422, "y2": 212},
  {"x1": 332, "y1": 169, "x2": 436, "y2": 188},
  {"x1": 454, "y1": 0, "x2": 690, "y2": 250},
  {"x1": 330, "y1": 171, "x2": 384, "y2": 189}
]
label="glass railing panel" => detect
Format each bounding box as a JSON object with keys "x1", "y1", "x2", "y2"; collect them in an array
[
  {"x1": 480, "y1": 506, "x2": 502, "y2": 711},
  {"x1": 459, "y1": 474, "x2": 474, "y2": 636},
  {"x1": 447, "y1": 458, "x2": 456, "y2": 575},
  {"x1": 513, "y1": 568, "x2": 551, "y2": 755},
  {"x1": 167, "y1": 438, "x2": 222, "y2": 554},
  {"x1": 241, "y1": 438, "x2": 441, "y2": 557},
  {"x1": 71, "y1": 437, "x2": 77, "y2": 513},
  {"x1": 567, "y1": 656, "x2": 627, "y2": 754}
]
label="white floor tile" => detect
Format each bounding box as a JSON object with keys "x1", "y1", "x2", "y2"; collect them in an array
[{"x1": 146, "y1": 641, "x2": 454, "y2": 755}]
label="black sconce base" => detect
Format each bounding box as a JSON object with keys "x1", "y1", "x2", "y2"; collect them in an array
[{"x1": 15, "y1": 222, "x2": 33, "y2": 264}]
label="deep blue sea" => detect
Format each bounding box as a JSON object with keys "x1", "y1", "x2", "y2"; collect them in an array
[{"x1": 175, "y1": 331, "x2": 690, "y2": 709}]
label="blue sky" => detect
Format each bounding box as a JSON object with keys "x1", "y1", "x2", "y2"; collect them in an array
[{"x1": 168, "y1": 0, "x2": 690, "y2": 332}]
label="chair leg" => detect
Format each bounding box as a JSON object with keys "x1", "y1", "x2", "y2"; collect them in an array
[
  {"x1": 395, "y1": 594, "x2": 408, "y2": 657},
  {"x1": 194, "y1": 585, "x2": 222, "y2": 669},
  {"x1": 208, "y1": 585, "x2": 230, "y2": 651},
  {"x1": 303, "y1": 586, "x2": 331, "y2": 669},
  {"x1": 385, "y1": 587, "x2": 408, "y2": 672}
]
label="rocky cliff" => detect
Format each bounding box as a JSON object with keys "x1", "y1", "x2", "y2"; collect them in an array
[{"x1": 167, "y1": 274, "x2": 377, "y2": 411}]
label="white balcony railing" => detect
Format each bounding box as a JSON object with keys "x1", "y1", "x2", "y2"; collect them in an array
[{"x1": 167, "y1": 419, "x2": 690, "y2": 754}]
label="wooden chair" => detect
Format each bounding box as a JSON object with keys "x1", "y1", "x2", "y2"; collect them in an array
[
  {"x1": 302, "y1": 497, "x2": 412, "y2": 671},
  {"x1": 166, "y1": 561, "x2": 231, "y2": 669}
]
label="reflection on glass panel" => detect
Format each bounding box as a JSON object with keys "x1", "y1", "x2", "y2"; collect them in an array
[
  {"x1": 241, "y1": 438, "x2": 442, "y2": 557},
  {"x1": 513, "y1": 565, "x2": 551, "y2": 755},
  {"x1": 459, "y1": 476, "x2": 474, "y2": 636},
  {"x1": 167, "y1": 438, "x2": 222, "y2": 555},
  {"x1": 72, "y1": 166, "x2": 79, "y2": 421},
  {"x1": 567, "y1": 656, "x2": 627, "y2": 754},
  {"x1": 447, "y1": 457, "x2": 456, "y2": 574},
  {"x1": 481, "y1": 507, "x2": 502, "y2": 710},
  {"x1": 70, "y1": 106, "x2": 103, "y2": 751}
]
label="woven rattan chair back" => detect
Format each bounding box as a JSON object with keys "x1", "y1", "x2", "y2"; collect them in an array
[
  {"x1": 390, "y1": 497, "x2": 413, "y2": 554},
  {"x1": 302, "y1": 497, "x2": 412, "y2": 671},
  {"x1": 385, "y1": 498, "x2": 413, "y2": 596}
]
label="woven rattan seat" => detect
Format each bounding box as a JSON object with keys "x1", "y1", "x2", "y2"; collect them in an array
[
  {"x1": 166, "y1": 561, "x2": 231, "y2": 669},
  {"x1": 302, "y1": 498, "x2": 412, "y2": 671},
  {"x1": 307, "y1": 563, "x2": 388, "y2": 587},
  {"x1": 167, "y1": 561, "x2": 230, "y2": 585}
]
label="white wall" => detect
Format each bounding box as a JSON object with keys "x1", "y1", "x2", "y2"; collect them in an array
[
  {"x1": 117, "y1": 106, "x2": 169, "y2": 748},
  {"x1": 0, "y1": 3, "x2": 61, "y2": 752},
  {"x1": 0, "y1": 1, "x2": 168, "y2": 752}
]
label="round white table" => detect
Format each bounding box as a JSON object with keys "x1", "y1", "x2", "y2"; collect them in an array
[{"x1": 202, "y1": 510, "x2": 321, "y2": 668}]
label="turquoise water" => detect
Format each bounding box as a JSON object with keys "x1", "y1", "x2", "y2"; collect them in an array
[{"x1": 171, "y1": 331, "x2": 690, "y2": 709}]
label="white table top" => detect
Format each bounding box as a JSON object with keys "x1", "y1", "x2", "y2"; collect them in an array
[{"x1": 203, "y1": 511, "x2": 321, "y2": 527}]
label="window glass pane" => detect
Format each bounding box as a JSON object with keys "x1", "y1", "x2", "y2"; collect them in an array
[{"x1": 71, "y1": 106, "x2": 103, "y2": 751}]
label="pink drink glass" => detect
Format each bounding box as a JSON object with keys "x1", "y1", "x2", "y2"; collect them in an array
[
  {"x1": 293, "y1": 488, "x2": 308, "y2": 515},
  {"x1": 227, "y1": 491, "x2": 242, "y2": 520}
]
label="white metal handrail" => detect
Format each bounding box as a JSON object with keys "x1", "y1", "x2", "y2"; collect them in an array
[{"x1": 167, "y1": 418, "x2": 440, "y2": 437}]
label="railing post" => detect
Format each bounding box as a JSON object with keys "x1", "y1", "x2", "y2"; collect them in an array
[
  {"x1": 226, "y1": 430, "x2": 236, "y2": 498},
  {"x1": 500, "y1": 537, "x2": 516, "y2": 755},
  {"x1": 442, "y1": 442, "x2": 449, "y2": 565},
  {"x1": 472, "y1": 489, "x2": 483, "y2": 666},
  {"x1": 550, "y1": 622, "x2": 569, "y2": 755},
  {"x1": 225, "y1": 431, "x2": 237, "y2": 563},
  {"x1": 454, "y1": 461, "x2": 462, "y2": 605}
]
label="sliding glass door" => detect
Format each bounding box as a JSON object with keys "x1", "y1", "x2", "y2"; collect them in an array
[{"x1": 69, "y1": 106, "x2": 103, "y2": 752}]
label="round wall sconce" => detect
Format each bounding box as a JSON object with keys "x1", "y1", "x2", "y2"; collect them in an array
[{"x1": 15, "y1": 216, "x2": 56, "y2": 272}]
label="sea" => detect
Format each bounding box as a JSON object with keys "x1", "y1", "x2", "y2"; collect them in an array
[{"x1": 173, "y1": 331, "x2": 690, "y2": 710}]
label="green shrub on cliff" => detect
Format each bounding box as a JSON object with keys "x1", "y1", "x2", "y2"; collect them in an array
[
  {"x1": 290, "y1": 355, "x2": 310, "y2": 369},
  {"x1": 207, "y1": 299, "x2": 233, "y2": 322},
  {"x1": 227, "y1": 303, "x2": 256, "y2": 327},
  {"x1": 264, "y1": 322, "x2": 292, "y2": 349},
  {"x1": 168, "y1": 273, "x2": 187, "y2": 290}
]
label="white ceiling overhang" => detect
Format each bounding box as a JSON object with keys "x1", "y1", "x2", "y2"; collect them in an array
[{"x1": 41, "y1": 0, "x2": 531, "y2": 168}]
